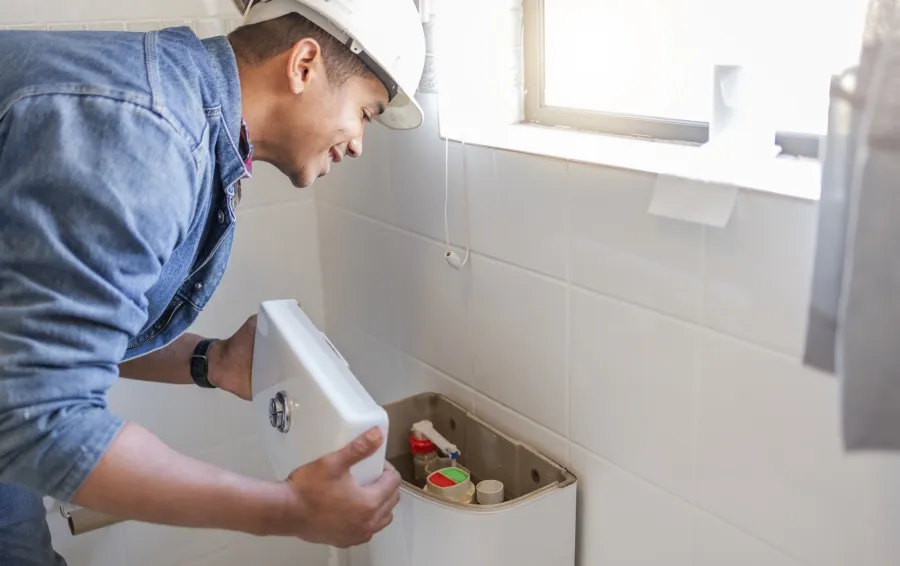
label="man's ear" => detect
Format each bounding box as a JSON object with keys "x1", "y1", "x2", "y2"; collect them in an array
[{"x1": 286, "y1": 38, "x2": 322, "y2": 95}]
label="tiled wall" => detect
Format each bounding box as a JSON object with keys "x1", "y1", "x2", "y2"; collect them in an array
[
  {"x1": 0, "y1": 3, "x2": 328, "y2": 565},
  {"x1": 316, "y1": 93, "x2": 900, "y2": 566}
]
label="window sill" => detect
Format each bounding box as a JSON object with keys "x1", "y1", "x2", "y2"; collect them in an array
[{"x1": 441, "y1": 122, "x2": 823, "y2": 202}]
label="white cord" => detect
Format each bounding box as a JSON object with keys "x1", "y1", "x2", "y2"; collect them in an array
[
  {"x1": 444, "y1": 134, "x2": 451, "y2": 249},
  {"x1": 443, "y1": 136, "x2": 471, "y2": 270}
]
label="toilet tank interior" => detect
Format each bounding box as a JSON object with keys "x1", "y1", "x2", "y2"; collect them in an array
[{"x1": 383, "y1": 393, "x2": 576, "y2": 502}]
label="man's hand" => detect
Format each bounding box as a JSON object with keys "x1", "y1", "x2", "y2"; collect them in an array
[
  {"x1": 209, "y1": 315, "x2": 256, "y2": 401},
  {"x1": 278, "y1": 427, "x2": 402, "y2": 546},
  {"x1": 73, "y1": 424, "x2": 401, "y2": 544}
]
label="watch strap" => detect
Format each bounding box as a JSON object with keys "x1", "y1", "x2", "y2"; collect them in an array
[{"x1": 190, "y1": 338, "x2": 218, "y2": 389}]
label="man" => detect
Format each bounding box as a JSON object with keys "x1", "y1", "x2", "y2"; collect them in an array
[{"x1": 0, "y1": 0, "x2": 426, "y2": 563}]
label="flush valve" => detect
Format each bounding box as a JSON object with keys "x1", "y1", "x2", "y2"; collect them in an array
[{"x1": 268, "y1": 391, "x2": 291, "y2": 433}]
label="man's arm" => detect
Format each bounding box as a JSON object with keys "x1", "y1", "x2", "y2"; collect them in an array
[
  {"x1": 118, "y1": 316, "x2": 255, "y2": 400},
  {"x1": 118, "y1": 334, "x2": 206, "y2": 386}
]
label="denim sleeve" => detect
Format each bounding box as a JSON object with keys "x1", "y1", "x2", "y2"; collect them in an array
[{"x1": 0, "y1": 94, "x2": 198, "y2": 501}]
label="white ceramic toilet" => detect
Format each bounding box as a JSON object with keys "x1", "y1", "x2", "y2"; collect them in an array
[{"x1": 251, "y1": 300, "x2": 578, "y2": 566}]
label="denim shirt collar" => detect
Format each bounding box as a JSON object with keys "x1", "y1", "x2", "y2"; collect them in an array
[{"x1": 200, "y1": 36, "x2": 251, "y2": 196}]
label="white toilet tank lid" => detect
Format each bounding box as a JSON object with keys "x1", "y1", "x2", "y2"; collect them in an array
[{"x1": 250, "y1": 300, "x2": 388, "y2": 484}]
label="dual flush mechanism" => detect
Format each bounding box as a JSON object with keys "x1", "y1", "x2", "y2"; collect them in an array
[
  {"x1": 268, "y1": 391, "x2": 290, "y2": 433},
  {"x1": 409, "y1": 420, "x2": 504, "y2": 506}
]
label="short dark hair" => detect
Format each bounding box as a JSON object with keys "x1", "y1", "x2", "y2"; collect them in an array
[{"x1": 228, "y1": 13, "x2": 375, "y2": 85}]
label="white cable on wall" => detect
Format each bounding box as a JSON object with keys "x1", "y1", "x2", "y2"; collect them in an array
[{"x1": 443, "y1": 135, "x2": 471, "y2": 270}]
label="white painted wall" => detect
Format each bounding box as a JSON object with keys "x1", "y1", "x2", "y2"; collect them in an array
[
  {"x1": 315, "y1": 92, "x2": 900, "y2": 566},
  {"x1": 0, "y1": 3, "x2": 328, "y2": 564}
]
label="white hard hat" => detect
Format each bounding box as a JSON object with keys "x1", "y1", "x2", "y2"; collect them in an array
[{"x1": 236, "y1": 0, "x2": 426, "y2": 130}]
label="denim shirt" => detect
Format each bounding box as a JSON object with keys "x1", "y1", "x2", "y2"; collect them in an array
[{"x1": 0, "y1": 28, "x2": 249, "y2": 501}]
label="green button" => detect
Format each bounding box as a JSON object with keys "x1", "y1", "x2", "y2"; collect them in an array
[{"x1": 441, "y1": 467, "x2": 469, "y2": 483}]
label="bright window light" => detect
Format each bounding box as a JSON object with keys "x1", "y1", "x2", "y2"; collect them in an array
[{"x1": 537, "y1": 0, "x2": 869, "y2": 140}]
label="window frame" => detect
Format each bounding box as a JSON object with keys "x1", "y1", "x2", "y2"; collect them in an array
[{"x1": 522, "y1": 0, "x2": 822, "y2": 158}]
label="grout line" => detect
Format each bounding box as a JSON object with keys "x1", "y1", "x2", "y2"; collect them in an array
[
  {"x1": 570, "y1": 439, "x2": 814, "y2": 566},
  {"x1": 470, "y1": 385, "x2": 569, "y2": 442},
  {"x1": 346, "y1": 321, "x2": 568, "y2": 450},
  {"x1": 324, "y1": 200, "x2": 568, "y2": 282},
  {"x1": 563, "y1": 160, "x2": 573, "y2": 466},
  {"x1": 350, "y1": 322, "x2": 478, "y2": 398},
  {"x1": 5, "y1": 16, "x2": 234, "y2": 29},
  {"x1": 319, "y1": 202, "x2": 805, "y2": 363}
]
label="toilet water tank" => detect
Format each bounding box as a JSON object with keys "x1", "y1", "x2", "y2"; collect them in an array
[{"x1": 250, "y1": 300, "x2": 577, "y2": 566}]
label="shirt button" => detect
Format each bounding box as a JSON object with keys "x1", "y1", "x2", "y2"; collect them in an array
[
  {"x1": 194, "y1": 282, "x2": 204, "y2": 291},
  {"x1": 217, "y1": 210, "x2": 226, "y2": 224}
]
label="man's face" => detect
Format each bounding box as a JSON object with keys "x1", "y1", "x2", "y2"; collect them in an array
[{"x1": 265, "y1": 41, "x2": 389, "y2": 189}]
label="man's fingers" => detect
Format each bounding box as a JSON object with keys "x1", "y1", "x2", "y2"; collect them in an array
[
  {"x1": 374, "y1": 511, "x2": 395, "y2": 534},
  {"x1": 374, "y1": 490, "x2": 401, "y2": 524},
  {"x1": 367, "y1": 463, "x2": 402, "y2": 504},
  {"x1": 326, "y1": 428, "x2": 384, "y2": 471}
]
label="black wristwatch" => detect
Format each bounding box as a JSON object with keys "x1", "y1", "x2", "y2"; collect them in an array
[{"x1": 190, "y1": 338, "x2": 218, "y2": 389}]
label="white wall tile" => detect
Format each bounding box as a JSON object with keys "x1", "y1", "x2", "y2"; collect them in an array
[
  {"x1": 108, "y1": 380, "x2": 255, "y2": 456},
  {"x1": 125, "y1": 21, "x2": 163, "y2": 32},
  {"x1": 704, "y1": 192, "x2": 817, "y2": 357},
  {"x1": 321, "y1": 204, "x2": 472, "y2": 382},
  {"x1": 466, "y1": 146, "x2": 568, "y2": 278},
  {"x1": 197, "y1": 434, "x2": 276, "y2": 482},
  {"x1": 319, "y1": 205, "x2": 406, "y2": 347},
  {"x1": 473, "y1": 392, "x2": 569, "y2": 467},
  {"x1": 224, "y1": 17, "x2": 243, "y2": 33},
  {"x1": 124, "y1": 522, "x2": 230, "y2": 566},
  {"x1": 0, "y1": 2, "x2": 37, "y2": 25},
  {"x1": 391, "y1": 227, "x2": 473, "y2": 384},
  {"x1": 184, "y1": 535, "x2": 328, "y2": 566},
  {"x1": 26, "y1": 0, "x2": 235, "y2": 25},
  {"x1": 347, "y1": 545, "x2": 373, "y2": 566},
  {"x1": 48, "y1": 23, "x2": 88, "y2": 30},
  {"x1": 402, "y1": 355, "x2": 476, "y2": 410},
  {"x1": 471, "y1": 255, "x2": 568, "y2": 435},
  {"x1": 694, "y1": 512, "x2": 804, "y2": 566},
  {"x1": 122, "y1": 437, "x2": 290, "y2": 566},
  {"x1": 568, "y1": 163, "x2": 705, "y2": 322},
  {"x1": 210, "y1": 202, "x2": 325, "y2": 332},
  {"x1": 386, "y1": 94, "x2": 469, "y2": 247},
  {"x1": 85, "y1": 22, "x2": 126, "y2": 31},
  {"x1": 315, "y1": 119, "x2": 395, "y2": 224},
  {"x1": 325, "y1": 324, "x2": 407, "y2": 406},
  {"x1": 696, "y1": 332, "x2": 900, "y2": 566},
  {"x1": 569, "y1": 445, "x2": 693, "y2": 566},
  {"x1": 189, "y1": 18, "x2": 227, "y2": 38},
  {"x1": 160, "y1": 19, "x2": 192, "y2": 29},
  {"x1": 48, "y1": 516, "x2": 128, "y2": 566},
  {"x1": 570, "y1": 288, "x2": 698, "y2": 500},
  {"x1": 326, "y1": 322, "x2": 477, "y2": 411}
]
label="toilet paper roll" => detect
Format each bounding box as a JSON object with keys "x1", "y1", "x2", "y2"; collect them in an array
[{"x1": 64, "y1": 508, "x2": 126, "y2": 536}]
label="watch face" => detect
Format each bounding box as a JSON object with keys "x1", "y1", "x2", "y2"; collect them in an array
[{"x1": 191, "y1": 356, "x2": 208, "y2": 377}]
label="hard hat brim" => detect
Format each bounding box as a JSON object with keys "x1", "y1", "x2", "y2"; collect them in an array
[{"x1": 378, "y1": 91, "x2": 424, "y2": 130}]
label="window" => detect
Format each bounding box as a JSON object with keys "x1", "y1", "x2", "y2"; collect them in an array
[{"x1": 523, "y1": 0, "x2": 869, "y2": 157}]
